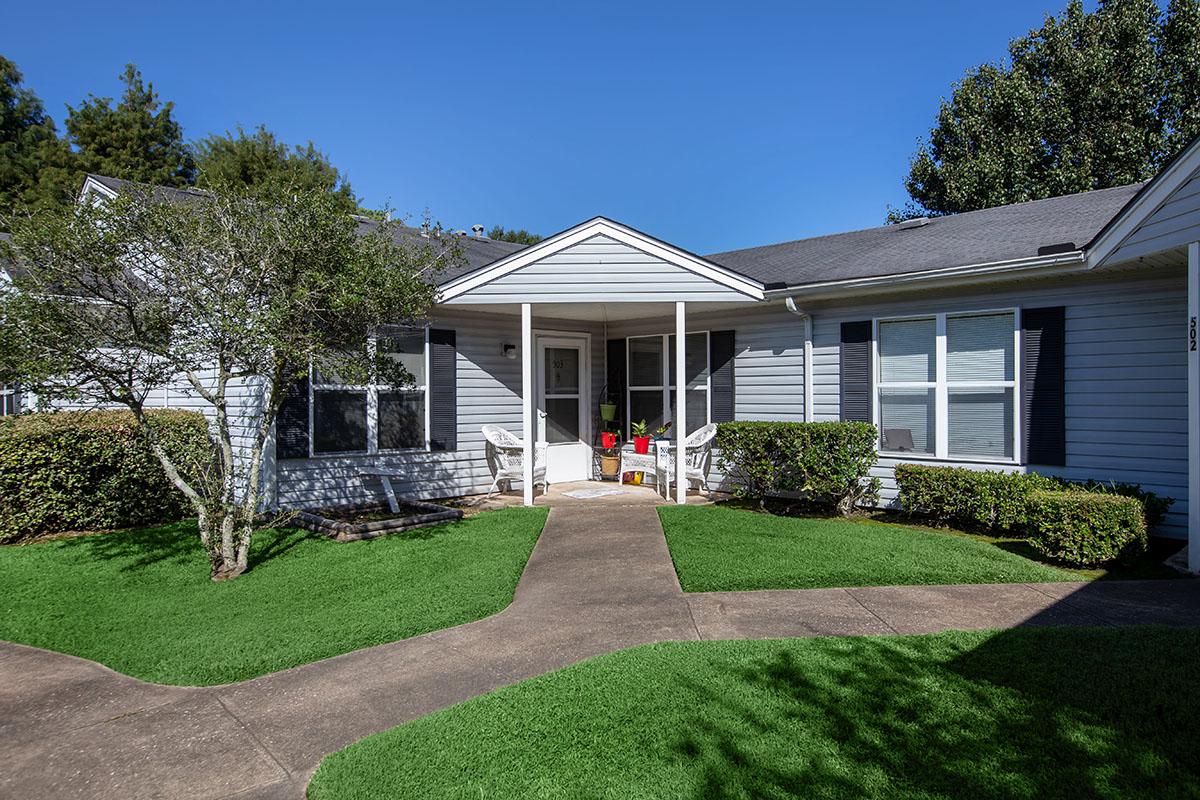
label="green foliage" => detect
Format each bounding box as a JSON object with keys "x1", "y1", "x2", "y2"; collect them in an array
[
  {"x1": 0, "y1": 507, "x2": 547, "y2": 684},
  {"x1": 893, "y1": 464, "x2": 1171, "y2": 545},
  {"x1": 0, "y1": 55, "x2": 78, "y2": 223},
  {"x1": 487, "y1": 225, "x2": 543, "y2": 245},
  {"x1": 65, "y1": 64, "x2": 195, "y2": 187},
  {"x1": 1026, "y1": 490, "x2": 1148, "y2": 567},
  {"x1": 893, "y1": 463, "x2": 1059, "y2": 532},
  {"x1": 714, "y1": 421, "x2": 880, "y2": 514},
  {"x1": 193, "y1": 124, "x2": 358, "y2": 214},
  {"x1": 631, "y1": 419, "x2": 649, "y2": 437},
  {"x1": 0, "y1": 410, "x2": 212, "y2": 542},
  {"x1": 903, "y1": 0, "x2": 1200, "y2": 217}
]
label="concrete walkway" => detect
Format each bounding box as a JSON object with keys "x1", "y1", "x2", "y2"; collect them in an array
[{"x1": 3, "y1": 505, "x2": 1199, "y2": 799}]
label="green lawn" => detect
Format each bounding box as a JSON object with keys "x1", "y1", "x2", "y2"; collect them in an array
[
  {"x1": 308, "y1": 627, "x2": 1200, "y2": 800},
  {"x1": 660, "y1": 505, "x2": 1076, "y2": 591},
  {"x1": 0, "y1": 507, "x2": 547, "y2": 685}
]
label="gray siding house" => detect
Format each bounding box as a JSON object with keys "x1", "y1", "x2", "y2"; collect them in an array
[{"x1": 15, "y1": 136, "x2": 1200, "y2": 572}]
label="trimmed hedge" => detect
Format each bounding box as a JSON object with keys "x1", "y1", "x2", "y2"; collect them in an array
[
  {"x1": 0, "y1": 410, "x2": 212, "y2": 542},
  {"x1": 715, "y1": 421, "x2": 880, "y2": 514},
  {"x1": 1026, "y1": 491, "x2": 1147, "y2": 567},
  {"x1": 893, "y1": 463, "x2": 1161, "y2": 567},
  {"x1": 893, "y1": 464, "x2": 1059, "y2": 532}
]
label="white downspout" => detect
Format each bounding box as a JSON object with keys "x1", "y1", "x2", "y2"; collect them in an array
[{"x1": 786, "y1": 297, "x2": 814, "y2": 422}]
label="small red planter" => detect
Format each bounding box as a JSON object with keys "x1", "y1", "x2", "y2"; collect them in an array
[
  {"x1": 633, "y1": 435, "x2": 651, "y2": 454},
  {"x1": 600, "y1": 431, "x2": 618, "y2": 449}
]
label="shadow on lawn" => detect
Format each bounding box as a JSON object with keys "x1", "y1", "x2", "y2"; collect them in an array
[
  {"x1": 672, "y1": 626, "x2": 1200, "y2": 799},
  {"x1": 53, "y1": 520, "x2": 321, "y2": 574}
]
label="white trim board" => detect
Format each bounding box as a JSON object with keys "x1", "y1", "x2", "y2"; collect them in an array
[{"x1": 438, "y1": 217, "x2": 765, "y2": 302}]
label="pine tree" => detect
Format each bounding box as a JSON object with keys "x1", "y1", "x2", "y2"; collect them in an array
[{"x1": 0, "y1": 56, "x2": 77, "y2": 223}]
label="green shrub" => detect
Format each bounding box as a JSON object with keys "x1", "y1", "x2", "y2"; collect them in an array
[
  {"x1": 894, "y1": 463, "x2": 1171, "y2": 537},
  {"x1": 0, "y1": 410, "x2": 212, "y2": 542},
  {"x1": 715, "y1": 421, "x2": 880, "y2": 514},
  {"x1": 1025, "y1": 491, "x2": 1147, "y2": 567},
  {"x1": 893, "y1": 464, "x2": 1058, "y2": 533}
]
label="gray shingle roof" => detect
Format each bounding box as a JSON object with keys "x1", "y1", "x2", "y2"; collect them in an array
[
  {"x1": 87, "y1": 175, "x2": 528, "y2": 281},
  {"x1": 704, "y1": 183, "x2": 1145, "y2": 289}
]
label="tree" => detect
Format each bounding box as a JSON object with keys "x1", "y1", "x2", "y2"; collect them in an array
[
  {"x1": 194, "y1": 125, "x2": 358, "y2": 214},
  {"x1": 0, "y1": 180, "x2": 453, "y2": 579},
  {"x1": 0, "y1": 56, "x2": 77, "y2": 222},
  {"x1": 487, "y1": 225, "x2": 543, "y2": 245},
  {"x1": 66, "y1": 64, "x2": 195, "y2": 187},
  {"x1": 901, "y1": 0, "x2": 1200, "y2": 218}
]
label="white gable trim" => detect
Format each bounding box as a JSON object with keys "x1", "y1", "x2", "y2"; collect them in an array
[
  {"x1": 79, "y1": 176, "x2": 119, "y2": 203},
  {"x1": 438, "y1": 217, "x2": 765, "y2": 302},
  {"x1": 1090, "y1": 136, "x2": 1200, "y2": 268}
]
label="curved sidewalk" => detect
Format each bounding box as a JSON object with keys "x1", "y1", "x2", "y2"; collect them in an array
[{"x1": 3, "y1": 504, "x2": 1199, "y2": 799}]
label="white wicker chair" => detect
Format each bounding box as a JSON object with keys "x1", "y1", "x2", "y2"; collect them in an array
[
  {"x1": 482, "y1": 425, "x2": 548, "y2": 499},
  {"x1": 655, "y1": 423, "x2": 718, "y2": 498}
]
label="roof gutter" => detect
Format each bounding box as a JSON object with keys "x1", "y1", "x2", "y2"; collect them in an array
[{"x1": 763, "y1": 250, "x2": 1087, "y2": 301}]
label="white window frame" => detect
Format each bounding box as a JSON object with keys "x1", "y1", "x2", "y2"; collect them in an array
[
  {"x1": 0, "y1": 384, "x2": 16, "y2": 416},
  {"x1": 308, "y1": 326, "x2": 431, "y2": 457},
  {"x1": 625, "y1": 331, "x2": 711, "y2": 436},
  {"x1": 872, "y1": 309, "x2": 1020, "y2": 464}
]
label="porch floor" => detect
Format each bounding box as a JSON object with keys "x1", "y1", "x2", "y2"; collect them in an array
[{"x1": 456, "y1": 480, "x2": 715, "y2": 510}]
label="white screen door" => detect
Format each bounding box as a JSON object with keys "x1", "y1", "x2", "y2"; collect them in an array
[{"x1": 536, "y1": 334, "x2": 590, "y2": 482}]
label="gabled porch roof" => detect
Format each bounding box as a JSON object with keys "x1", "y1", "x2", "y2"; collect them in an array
[{"x1": 437, "y1": 216, "x2": 765, "y2": 306}]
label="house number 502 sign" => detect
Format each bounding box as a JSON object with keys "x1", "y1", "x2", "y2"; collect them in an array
[{"x1": 1192, "y1": 316, "x2": 1198, "y2": 352}]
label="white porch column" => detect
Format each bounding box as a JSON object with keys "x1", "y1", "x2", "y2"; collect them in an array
[
  {"x1": 1189, "y1": 242, "x2": 1199, "y2": 572},
  {"x1": 521, "y1": 302, "x2": 534, "y2": 507},
  {"x1": 675, "y1": 301, "x2": 687, "y2": 505}
]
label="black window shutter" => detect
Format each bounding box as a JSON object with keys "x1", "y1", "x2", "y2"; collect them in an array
[
  {"x1": 1021, "y1": 307, "x2": 1066, "y2": 466},
  {"x1": 709, "y1": 330, "x2": 736, "y2": 423},
  {"x1": 276, "y1": 372, "x2": 310, "y2": 459},
  {"x1": 429, "y1": 328, "x2": 457, "y2": 451},
  {"x1": 605, "y1": 338, "x2": 627, "y2": 433},
  {"x1": 840, "y1": 321, "x2": 872, "y2": 422}
]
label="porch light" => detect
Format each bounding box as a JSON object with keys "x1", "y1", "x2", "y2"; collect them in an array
[{"x1": 502, "y1": 344, "x2": 517, "y2": 360}]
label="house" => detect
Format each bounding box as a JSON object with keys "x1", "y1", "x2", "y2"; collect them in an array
[{"x1": 9, "y1": 135, "x2": 1200, "y2": 571}]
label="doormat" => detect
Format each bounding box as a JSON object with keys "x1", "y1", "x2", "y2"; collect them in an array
[{"x1": 561, "y1": 487, "x2": 629, "y2": 499}]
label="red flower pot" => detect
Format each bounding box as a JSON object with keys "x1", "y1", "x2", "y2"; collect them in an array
[
  {"x1": 601, "y1": 431, "x2": 618, "y2": 449},
  {"x1": 633, "y1": 435, "x2": 651, "y2": 454}
]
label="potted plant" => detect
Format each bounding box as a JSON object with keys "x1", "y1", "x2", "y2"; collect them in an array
[
  {"x1": 654, "y1": 421, "x2": 673, "y2": 441},
  {"x1": 599, "y1": 390, "x2": 617, "y2": 423},
  {"x1": 598, "y1": 430, "x2": 621, "y2": 478},
  {"x1": 631, "y1": 420, "x2": 651, "y2": 454}
]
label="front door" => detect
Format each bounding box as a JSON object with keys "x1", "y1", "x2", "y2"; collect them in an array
[{"x1": 536, "y1": 334, "x2": 590, "y2": 483}]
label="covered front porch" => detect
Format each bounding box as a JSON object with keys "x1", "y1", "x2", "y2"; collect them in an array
[{"x1": 437, "y1": 217, "x2": 767, "y2": 507}]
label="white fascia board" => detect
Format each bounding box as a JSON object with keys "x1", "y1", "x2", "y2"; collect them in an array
[
  {"x1": 1089, "y1": 136, "x2": 1200, "y2": 269},
  {"x1": 438, "y1": 217, "x2": 765, "y2": 301},
  {"x1": 763, "y1": 250, "x2": 1087, "y2": 300},
  {"x1": 79, "y1": 176, "x2": 118, "y2": 204}
]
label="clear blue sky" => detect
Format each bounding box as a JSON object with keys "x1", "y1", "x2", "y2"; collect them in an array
[{"x1": 7, "y1": 1, "x2": 1101, "y2": 253}]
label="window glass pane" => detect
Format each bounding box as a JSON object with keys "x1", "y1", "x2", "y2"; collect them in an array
[
  {"x1": 949, "y1": 388, "x2": 1014, "y2": 459},
  {"x1": 378, "y1": 390, "x2": 424, "y2": 450},
  {"x1": 879, "y1": 318, "x2": 935, "y2": 383},
  {"x1": 544, "y1": 397, "x2": 580, "y2": 444},
  {"x1": 544, "y1": 347, "x2": 580, "y2": 394},
  {"x1": 629, "y1": 390, "x2": 664, "y2": 434},
  {"x1": 669, "y1": 389, "x2": 709, "y2": 433},
  {"x1": 629, "y1": 337, "x2": 663, "y2": 387},
  {"x1": 668, "y1": 333, "x2": 709, "y2": 388},
  {"x1": 313, "y1": 389, "x2": 367, "y2": 453},
  {"x1": 879, "y1": 388, "x2": 935, "y2": 454},
  {"x1": 947, "y1": 313, "x2": 1014, "y2": 382},
  {"x1": 378, "y1": 331, "x2": 425, "y2": 386}
]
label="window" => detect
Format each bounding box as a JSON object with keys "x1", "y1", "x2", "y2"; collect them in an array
[
  {"x1": 310, "y1": 329, "x2": 429, "y2": 455},
  {"x1": 0, "y1": 385, "x2": 17, "y2": 416},
  {"x1": 875, "y1": 311, "x2": 1017, "y2": 461},
  {"x1": 626, "y1": 332, "x2": 709, "y2": 435}
]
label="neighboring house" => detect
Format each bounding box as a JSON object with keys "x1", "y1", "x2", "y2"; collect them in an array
[{"x1": 10, "y1": 136, "x2": 1200, "y2": 570}]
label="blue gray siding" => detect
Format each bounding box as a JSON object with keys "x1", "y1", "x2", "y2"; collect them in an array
[
  {"x1": 273, "y1": 309, "x2": 604, "y2": 508},
  {"x1": 444, "y1": 234, "x2": 753, "y2": 304},
  {"x1": 1106, "y1": 170, "x2": 1200, "y2": 263}
]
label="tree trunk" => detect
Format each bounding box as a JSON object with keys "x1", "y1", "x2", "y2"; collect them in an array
[{"x1": 199, "y1": 507, "x2": 248, "y2": 581}]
